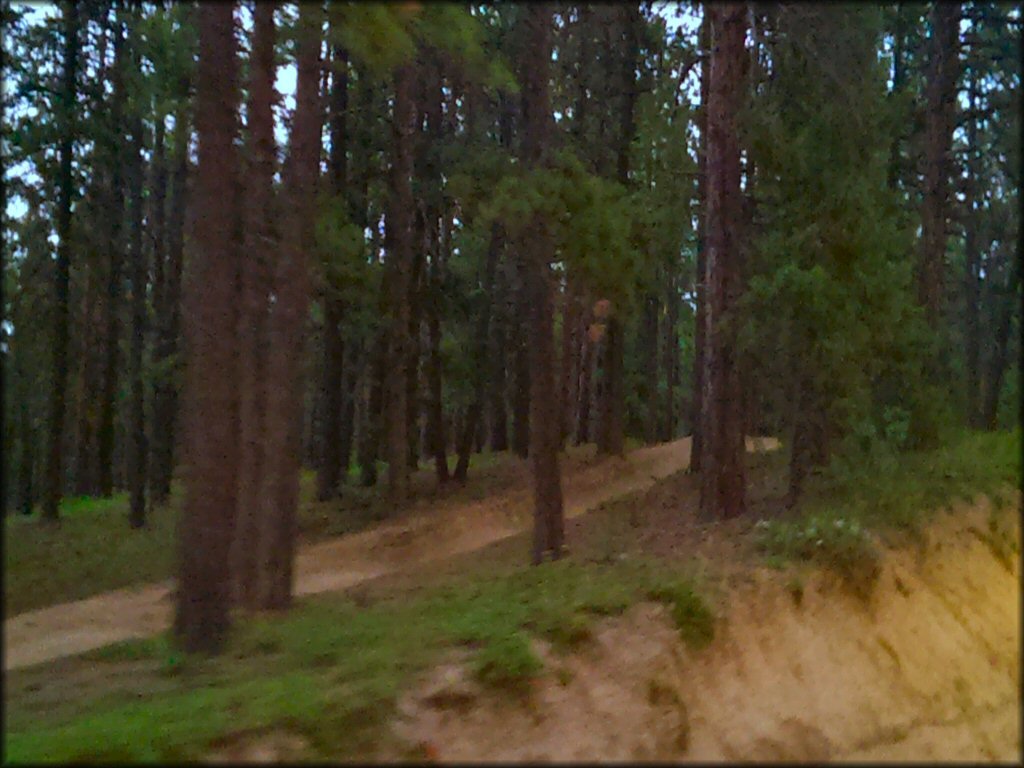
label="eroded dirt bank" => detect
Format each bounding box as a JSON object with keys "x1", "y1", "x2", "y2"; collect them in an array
[{"x1": 388, "y1": 498, "x2": 1021, "y2": 762}]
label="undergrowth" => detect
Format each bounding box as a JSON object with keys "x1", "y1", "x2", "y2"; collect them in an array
[
  {"x1": 754, "y1": 428, "x2": 1020, "y2": 596},
  {"x1": 4, "y1": 557, "x2": 710, "y2": 763}
]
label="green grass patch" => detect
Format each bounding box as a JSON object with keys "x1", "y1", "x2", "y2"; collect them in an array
[
  {"x1": 646, "y1": 580, "x2": 716, "y2": 649},
  {"x1": 753, "y1": 429, "x2": 1020, "y2": 596},
  {"x1": 3, "y1": 557, "x2": 705, "y2": 763}
]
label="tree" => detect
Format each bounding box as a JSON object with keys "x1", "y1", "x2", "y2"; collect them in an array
[
  {"x1": 174, "y1": 0, "x2": 242, "y2": 654},
  {"x1": 519, "y1": 3, "x2": 565, "y2": 564},
  {"x1": 698, "y1": 3, "x2": 746, "y2": 520},
  {"x1": 232, "y1": 0, "x2": 277, "y2": 609},
  {"x1": 917, "y1": 2, "x2": 960, "y2": 327},
  {"x1": 317, "y1": 31, "x2": 349, "y2": 502},
  {"x1": 256, "y1": 1, "x2": 324, "y2": 609},
  {"x1": 125, "y1": 2, "x2": 147, "y2": 529},
  {"x1": 42, "y1": 0, "x2": 80, "y2": 522},
  {"x1": 384, "y1": 60, "x2": 416, "y2": 502}
]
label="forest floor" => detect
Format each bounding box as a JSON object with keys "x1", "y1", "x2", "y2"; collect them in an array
[
  {"x1": 4, "y1": 430, "x2": 1020, "y2": 763},
  {"x1": 6, "y1": 435, "x2": 747, "y2": 671}
]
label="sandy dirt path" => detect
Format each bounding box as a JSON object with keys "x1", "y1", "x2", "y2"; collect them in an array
[{"x1": 8, "y1": 437, "x2": 764, "y2": 671}]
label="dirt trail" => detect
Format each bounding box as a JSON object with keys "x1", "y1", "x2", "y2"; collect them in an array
[
  {"x1": 389, "y1": 498, "x2": 1021, "y2": 763},
  {"x1": 8, "y1": 436, "x2": 766, "y2": 671}
]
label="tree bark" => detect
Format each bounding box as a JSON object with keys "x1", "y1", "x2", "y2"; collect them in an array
[
  {"x1": 698, "y1": 3, "x2": 746, "y2": 521},
  {"x1": 963, "y1": 66, "x2": 982, "y2": 428},
  {"x1": 917, "y1": 2, "x2": 960, "y2": 326},
  {"x1": 126, "y1": 35, "x2": 148, "y2": 529},
  {"x1": 317, "y1": 41, "x2": 348, "y2": 502},
  {"x1": 983, "y1": 252, "x2": 1020, "y2": 430},
  {"x1": 98, "y1": 4, "x2": 126, "y2": 499},
  {"x1": 575, "y1": 308, "x2": 595, "y2": 445},
  {"x1": 642, "y1": 291, "x2": 660, "y2": 443},
  {"x1": 520, "y1": 3, "x2": 565, "y2": 564},
  {"x1": 385, "y1": 61, "x2": 416, "y2": 502},
  {"x1": 690, "y1": 9, "x2": 710, "y2": 473},
  {"x1": 174, "y1": 1, "x2": 242, "y2": 654},
  {"x1": 232, "y1": 0, "x2": 276, "y2": 609},
  {"x1": 256, "y1": 1, "x2": 323, "y2": 610},
  {"x1": 43, "y1": 0, "x2": 80, "y2": 522}
]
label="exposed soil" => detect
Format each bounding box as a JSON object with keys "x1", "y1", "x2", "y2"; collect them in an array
[
  {"x1": 384, "y1": 497, "x2": 1021, "y2": 763},
  {"x1": 7, "y1": 436, "x2": 755, "y2": 671}
]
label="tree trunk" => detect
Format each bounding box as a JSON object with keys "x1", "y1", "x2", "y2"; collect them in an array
[
  {"x1": 983, "y1": 253, "x2": 1020, "y2": 430},
  {"x1": 454, "y1": 222, "x2": 503, "y2": 482},
  {"x1": 698, "y1": 3, "x2": 746, "y2": 521},
  {"x1": 150, "y1": 70, "x2": 190, "y2": 506},
  {"x1": 489, "y1": 262, "x2": 510, "y2": 452},
  {"x1": 512, "y1": 296, "x2": 531, "y2": 458},
  {"x1": 256, "y1": 2, "x2": 323, "y2": 610},
  {"x1": 317, "y1": 41, "x2": 348, "y2": 502},
  {"x1": 520, "y1": 3, "x2": 565, "y2": 564},
  {"x1": 917, "y1": 2, "x2": 959, "y2": 326},
  {"x1": 126, "y1": 51, "x2": 148, "y2": 529},
  {"x1": 690, "y1": 9, "x2": 709, "y2": 473},
  {"x1": 43, "y1": 0, "x2": 80, "y2": 522},
  {"x1": 383, "y1": 60, "x2": 416, "y2": 502},
  {"x1": 663, "y1": 270, "x2": 679, "y2": 441},
  {"x1": 575, "y1": 309, "x2": 595, "y2": 445},
  {"x1": 98, "y1": 6, "x2": 126, "y2": 498},
  {"x1": 232, "y1": 0, "x2": 276, "y2": 609},
  {"x1": 642, "y1": 291, "x2": 659, "y2": 443},
  {"x1": 174, "y1": 1, "x2": 242, "y2": 655},
  {"x1": 559, "y1": 279, "x2": 580, "y2": 446},
  {"x1": 963, "y1": 66, "x2": 981, "y2": 428}
]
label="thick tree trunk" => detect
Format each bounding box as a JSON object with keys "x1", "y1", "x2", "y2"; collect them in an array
[
  {"x1": 698, "y1": 3, "x2": 746, "y2": 521},
  {"x1": 317, "y1": 42, "x2": 349, "y2": 502},
  {"x1": 174, "y1": 1, "x2": 241, "y2": 654},
  {"x1": 43, "y1": 0, "x2": 80, "y2": 521},
  {"x1": 256, "y1": 3, "x2": 322, "y2": 610},
  {"x1": 690, "y1": 10, "x2": 709, "y2": 473},
  {"x1": 917, "y1": 2, "x2": 959, "y2": 326},
  {"x1": 385, "y1": 61, "x2": 416, "y2": 502},
  {"x1": 232, "y1": 0, "x2": 276, "y2": 609},
  {"x1": 520, "y1": 3, "x2": 565, "y2": 564}
]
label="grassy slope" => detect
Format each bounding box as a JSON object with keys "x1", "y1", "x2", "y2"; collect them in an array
[{"x1": 3, "y1": 429, "x2": 1019, "y2": 762}]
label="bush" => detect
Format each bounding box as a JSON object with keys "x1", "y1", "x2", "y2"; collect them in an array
[
  {"x1": 753, "y1": 513, "x2": 881, "y2": 599},
  {"x1": 472, "y1": 632, "x2": 543, "y2": 694}
]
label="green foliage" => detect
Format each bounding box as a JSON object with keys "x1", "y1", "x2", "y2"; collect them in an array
[
  {"x1": 472, "y1": 632, "x2": 543, "y2": 693},
  {"x1": 646, "y1": 581, "x2": 715, "y2": 649},
  {"x1": 755, "y1": 428, "x2": 1021, "y2": 595},
  {"x1": 753, "y1": 513, "x2": 880, "y2": 598},
  {"x1": 741, "y1": 4, "x2": 942, "y2": 458}
]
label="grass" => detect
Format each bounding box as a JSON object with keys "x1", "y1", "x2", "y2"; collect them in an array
[
  {"x1": 752, "y1": 428, "x2": 1021, "y2": 595},
  {"x1": 3, "y1": 449, "x2": 534, "y2": 617},
  {"x1": 3, "y1": 557, "x2": 710, "y2": 763}
]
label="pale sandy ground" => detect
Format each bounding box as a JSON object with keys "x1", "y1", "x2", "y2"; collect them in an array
[{"x1": 385, "y1": 497, "x2": 1021, "y2": 763}]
